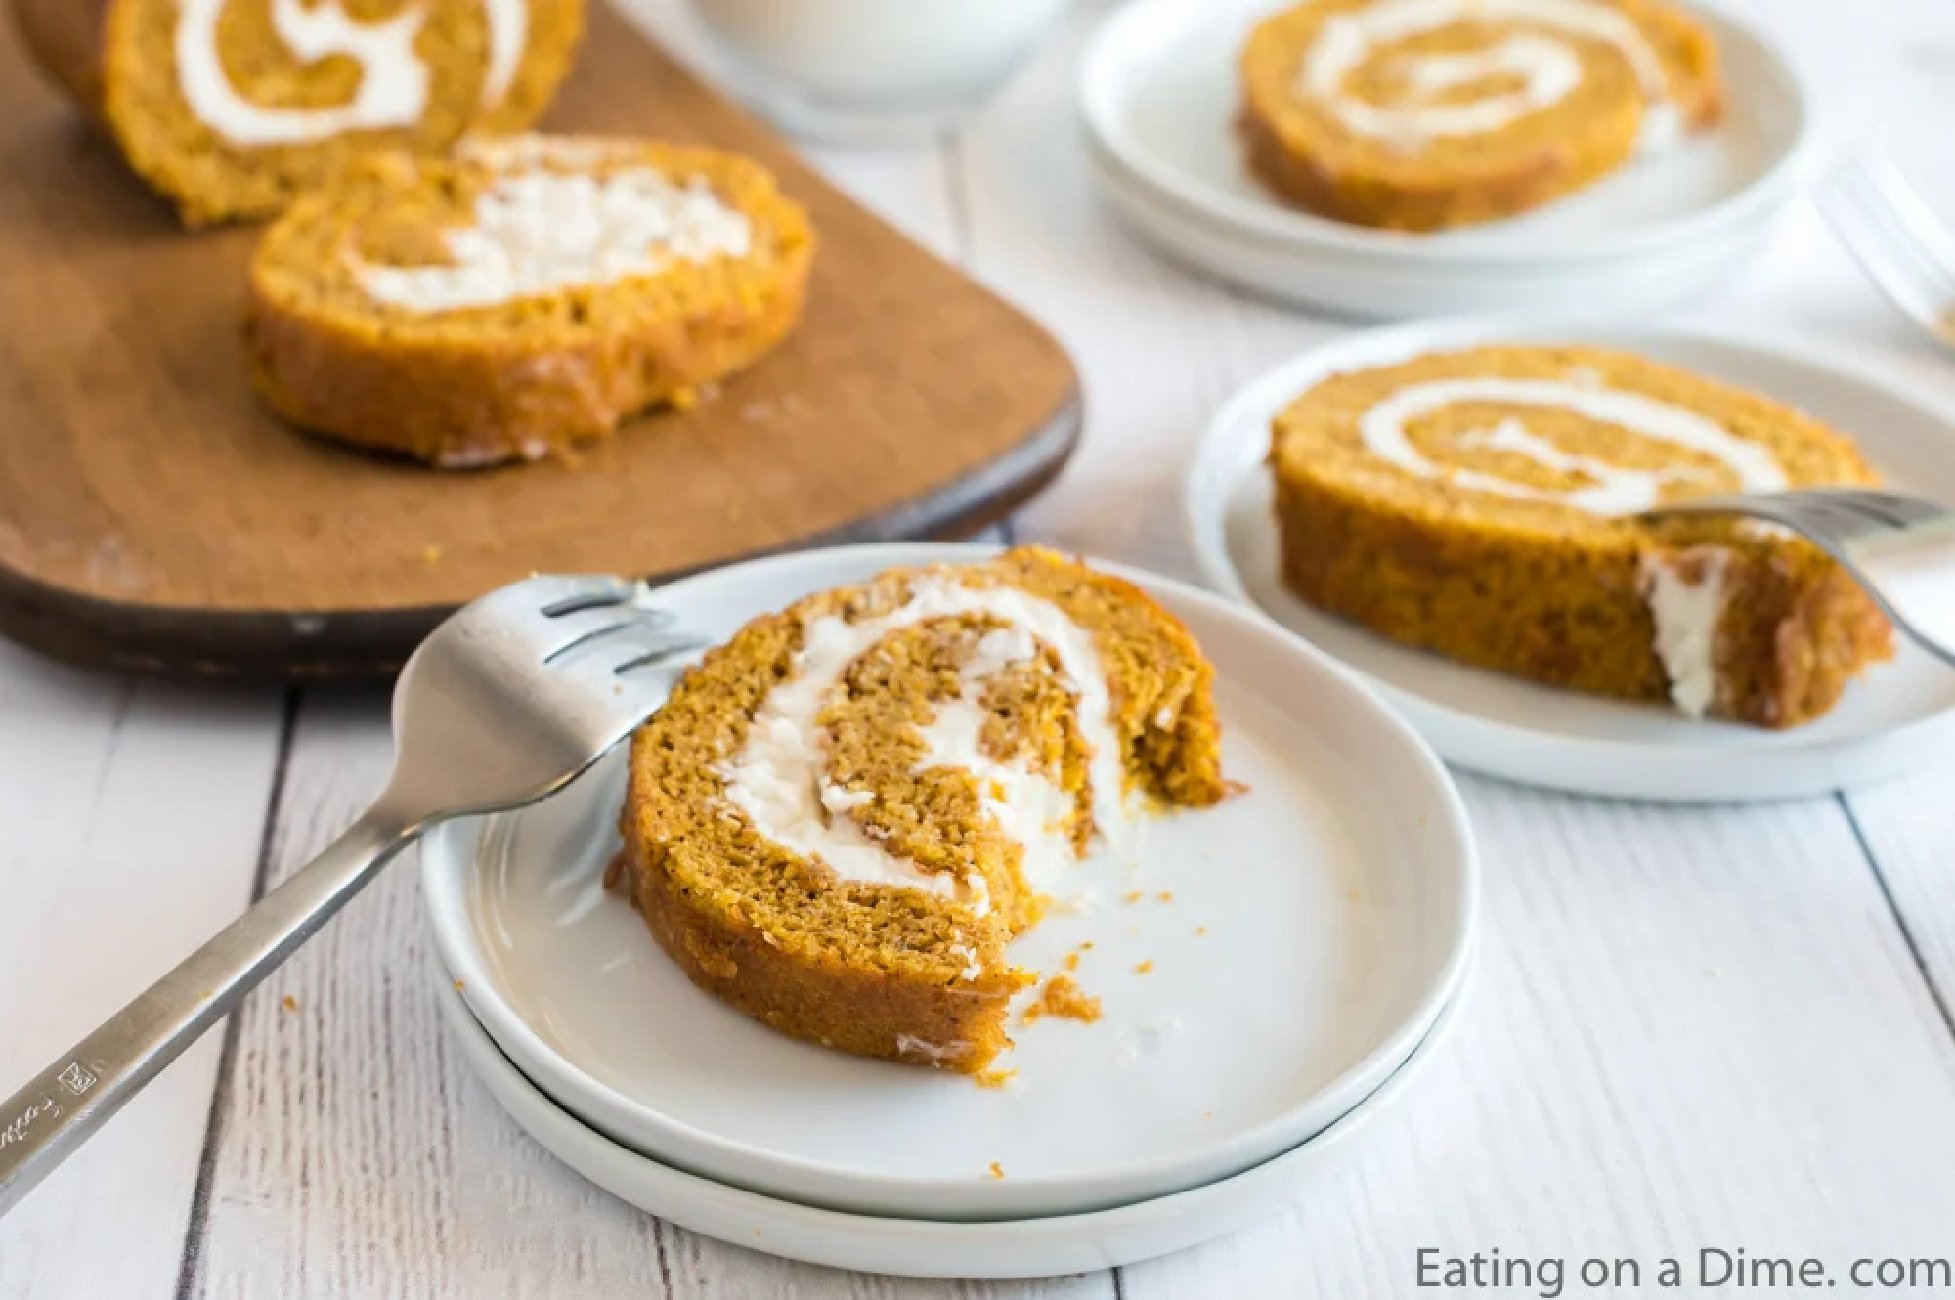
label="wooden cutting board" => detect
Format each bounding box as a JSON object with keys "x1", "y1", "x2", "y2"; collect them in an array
[{"x1": 0, "y1": 2, "x2": 1079, "y2": 679}]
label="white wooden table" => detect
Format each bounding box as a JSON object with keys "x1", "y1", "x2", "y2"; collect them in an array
[{"x1": 7, "y1": 1, "x2": 1955, "y2": 1294}]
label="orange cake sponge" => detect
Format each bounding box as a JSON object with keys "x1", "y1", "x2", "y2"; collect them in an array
[
  {"x1": 615, "y1": 547, "x2": 1227, "y2": 1073},
  {"x1": 245, "y1": 134, "x2": 814, "y2": 466},
  {"x1": 1271, "y1": 344, "x2": 1892, "y2": 727},
  {"x1": 12, "y1": 0, "x2": 585, "y2": 226},
  {"x1": 1238, "y1": 0, "x2": 1722, "y2": 231}
]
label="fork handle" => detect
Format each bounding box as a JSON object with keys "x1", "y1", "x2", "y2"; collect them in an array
[{"x1": 0, "y1": 807, "x2": 413, "y2": 1219}]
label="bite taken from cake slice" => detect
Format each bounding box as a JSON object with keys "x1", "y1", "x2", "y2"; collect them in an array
[
  {"x1": 613, "y1": 547, "x2": 1227, "y2": 1074},
  {"x1": 1270, "y1": 344, "x2": 1894, "y2": 728},
  {"x1": 244, "y1": 134, "x2": 814, "y2": 466}
]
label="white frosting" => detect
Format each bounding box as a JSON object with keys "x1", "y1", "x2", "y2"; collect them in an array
[
  {"x1": 174, "y1": 0, "x2": 526, "y2": 147},
  {"x1": 479, "y1": 0, "x2": 528, "y2": 107},
  {"x1": 1641, "y1": 548, "x2": 1729, "y2": 717},
  {"x1": 1358, "y1": 376, "x2": 1787, "y2": 515},
  {"x1": 894, "y1": 1034, "x2": 969, "y2": 1065},
  {"x1": 176, "y1": 0, "x2": 427, "y2": 146},
  {"x1": 1297, "y1": 0, "x2": 1682, "y2": 154},
  {"x1": 352, "y1": 168, "x2": 752, "y2": 313},
  {"x1": 718, "y1": 577, "x2": 1126, "y2": 911}
]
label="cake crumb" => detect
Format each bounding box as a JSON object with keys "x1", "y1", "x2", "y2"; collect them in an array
[
  {"x1": 988, "y1": 1161, "x2": 1005, "y2": 1180},
  {"x1": 1195, "y1": 926, "x2": 1208, "y2": 936},
  {"x1": 1134, "y1": 961, "x2": 1154, "y2": 975},
  {"x1": 1062, "y1": 951, "x2": 1080, "y2": 973},
  {"x1": 453, "y1": 978, "x2": 465, "y2": 992},
  {"x1": 1124, "y1": 889, "x2": 1144, "y2": 904},
  {"x1": 975, "y1": 1067, "x2": 1018, "y2": 1090},
  {"x1": 1021, "y1": 974, "x2": 1103, "y2": 1025},
  {"x1": 281, "y1": 994, "x2": 298, "y2": 1013},
  {"x1": 1156, "y1": 890, "x2": 1174, "y2": 902}
]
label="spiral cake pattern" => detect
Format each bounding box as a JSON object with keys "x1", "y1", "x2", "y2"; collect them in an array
[
  {"x1": 1238, "y1": 0, "x2": 1723, "y2": 230},
  {"x1": 616, "y1": 548, "x2": 1227, "y2": 1073},
  {"x1": 1270, "y1": 345, "x2": 1894, "y2": 726},
  {"x1": 245, "y1": 135, "x2": 814, "y2": 465},
  {"x1": 13, "y1": 0, "x2": 585, "y2": 224}
]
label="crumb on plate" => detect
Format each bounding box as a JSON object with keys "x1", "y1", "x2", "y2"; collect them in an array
[{"x1": 1021, "y1": 974, "x2": 1103, "y2": 1025}]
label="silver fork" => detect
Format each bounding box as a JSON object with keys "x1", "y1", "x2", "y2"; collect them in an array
[
  {"x1": 1644, "y1": 487, "x2": 1955, "y2": 668},
  {"x1": 0, "y1": 576, "x2": 705, "y2": 1218},
  {"x1": 1817, "y1": 153, "x2": 1955, "y2": 353}
]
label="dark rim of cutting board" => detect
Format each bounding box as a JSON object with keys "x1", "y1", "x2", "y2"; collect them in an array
[{"x1": 0, "y1": 390, "x2": 1080, "y2": 682}]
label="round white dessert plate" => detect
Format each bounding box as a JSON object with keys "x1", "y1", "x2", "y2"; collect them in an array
[
  {"x1": 1077, "y1": 0, "x2": 1815, "y2": 318},
  {"x1": 420, "y1": 542, "x2": 1476, "y2": 1221},
  {"x1": 1186, "y1": 318, "x2": 1955, "y2": 803},
  {"x1": 435, "y1": 966, "x2": 1464, "y2": 1278}
]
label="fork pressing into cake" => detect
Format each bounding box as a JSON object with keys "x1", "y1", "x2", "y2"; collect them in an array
[{"x1": 1643, "y1": 487, "x2": 1955, "y2": 669}]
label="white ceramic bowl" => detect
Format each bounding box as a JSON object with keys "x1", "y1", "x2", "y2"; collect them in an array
[
  {"x1": 421, "y1": 543, "x2": 1477, "y2": 1219},
  {"x1": 1186, "y1": 318, "x2": 1955, "y2": 802}
]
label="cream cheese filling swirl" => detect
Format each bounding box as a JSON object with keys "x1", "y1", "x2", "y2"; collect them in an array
[
  {"x1": 349, "y1": 166, "x2": 754, "y2": 314},
  {"x1": 1297, "y1": 0, "x2": 1684, "y2": 154},
  {"x1": 1358, "y1": 374, "x2": 1787, "y2": 515},
  {"x1": 716, "y1": 578, "x2": 1126, "y2": 914},
  {"x1": 175, "y1": 0, "x2": 530, "y2": 147}
]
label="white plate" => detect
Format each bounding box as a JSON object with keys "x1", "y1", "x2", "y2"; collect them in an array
[
  {"x1": 435, "y1": 966, "x2": 1465, "y2": 1279},
  {"x1": 1186, "y1": 318, "x2": 1955, "y2": 803},
  {"x1": 1078, "y1": 0, "x2": 1815, "y2": 318},
  {"x1": 421, "y1": 542, "x2": 1476, "y2": 1221}
]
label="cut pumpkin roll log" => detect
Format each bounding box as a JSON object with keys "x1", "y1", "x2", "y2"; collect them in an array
[
  {"x1": 244, "y1": 134, "x2": 816, "y2": 466},
  {"x1": 10, "y1": 0, "x2": 585, "y2": 225}
]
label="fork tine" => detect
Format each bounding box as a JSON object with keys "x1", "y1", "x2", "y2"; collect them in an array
[
  {"x1": 540, "y1": 608, "x2": 674, "y2": 662},
  {"x1": 1859, "y1": 154, "x2": 1955, "y2": 287},
  {"x1": 611, "y1": 634, "x2": 712, "y2": 676},
  {"x1": 1818, "y1": 188, "x2": 1944, "y2": 332},
  {"x1": 1825, "y1": 161, "x2": 1955, "y2": 314},
  {"x1": 1818, "y1": 488, "x2": 1948, "y2": 531},
  {"x1": 475, "y1": 574, "x2": 636, "y2": 621},
  {"x1": 540, "y1": 586, "x2": 635, "y2": 618}
]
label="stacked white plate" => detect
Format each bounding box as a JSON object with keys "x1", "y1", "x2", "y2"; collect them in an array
[
  {"x1": 1078, "y1": 0, "x2": 1817, "y2": 319},
  {"x1": 420, "y1": 543, "x2": 1478, "y2": 1278}
]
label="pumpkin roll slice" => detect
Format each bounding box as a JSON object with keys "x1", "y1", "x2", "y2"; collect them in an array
[
  {"x1": 1238, "y1": 0, "x2": 1723, "y2": 231},
  {"x1": 616, "y1": 546, "x2": 1227, "y2": 1073},
  {"x1": 1270, "y1": 344, "x2": 1893, "y2": 728},
  {"x1": 12, "y1": 0, "x2": 585, "y2": 226},
  {"x1": 244, "y1": 135, "x2": 815, "y2": 466}
]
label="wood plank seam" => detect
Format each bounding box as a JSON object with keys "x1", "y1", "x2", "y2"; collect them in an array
[
  {"x1": 1839, "y1": 791, "x2": 1955, "y2": 1042},
  {"x1": 651, "y1": 1210, "x2": 676, "y2": 1295},
  {"x1": 170, "y1": 687, "x2": 302, "y2": 1300}
]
